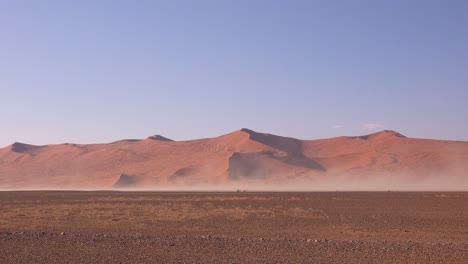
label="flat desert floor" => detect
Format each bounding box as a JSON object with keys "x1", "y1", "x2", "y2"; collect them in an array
[{"x1": 0, "y1": 192, "x2": 467, "y2": 263}]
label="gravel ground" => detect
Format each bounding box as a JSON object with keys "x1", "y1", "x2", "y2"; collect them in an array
[{"x1": 0, "y1": 191, "x2": 467, "y2": 263}]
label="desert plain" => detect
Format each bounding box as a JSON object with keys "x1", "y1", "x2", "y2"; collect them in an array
[
  {"x1": 0, "y1": 191, "x2": 467, "y2": 263},
  {"x1": 1, "y1": 129, "x2": 468, "y2": 263}
]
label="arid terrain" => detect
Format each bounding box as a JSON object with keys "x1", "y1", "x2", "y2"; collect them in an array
[
  {"x1": 0, "y1": 191, "x2": 467, "y2": 263},
  {"x1": 0, "y1": 129, "x2": 467, "y2": 190}
]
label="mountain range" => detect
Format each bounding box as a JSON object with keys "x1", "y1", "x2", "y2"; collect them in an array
[{"x1": 0, "y1": 128, "x2": 467, "y2": 190}]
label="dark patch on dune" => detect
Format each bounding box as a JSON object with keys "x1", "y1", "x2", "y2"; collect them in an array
[
  {"x1": 147, "y1": 135, "x2": 174, "y2": 142},
  {"x1": 241, "y1": 128, "x2": 302, "y2": 153},
  {"x1": 228, "y1": 152, "x2": 270, "y2": 180},
  {"x1": 277, "y1": 152, "x2": 325, "y2": 170},
  {"x1": 10, "y1": 142, "x2": 41, "y2": 153},
  {"x1": 111, "y1": 139, "x2": 141, "y2": 144},
  {"x1": 168, "y1": 165, "x2": 197, "y2": 181},
  {"x1": 354, "y1": 130, "x2": 407, "y2": 140},
  {"x1": 228, "y1": 150, "x2": 325, "y2": 180},
  {"x1": 237, "y1": 128, "x2": 325, "y2": 174},
  {"x1": 113, "y1": 174, "x2": 138, "y2": 188}
]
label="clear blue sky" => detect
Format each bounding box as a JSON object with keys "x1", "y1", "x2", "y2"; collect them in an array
[{"x1": 1, "y1": 0, "x2": 467, "y2": 147}]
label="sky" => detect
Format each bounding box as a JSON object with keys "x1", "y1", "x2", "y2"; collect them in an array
[{"x1": 1, "y1": 0, "x2": 467, "y2": 147}]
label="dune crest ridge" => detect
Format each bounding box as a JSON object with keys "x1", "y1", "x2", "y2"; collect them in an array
[{"x1": 0, "y1": 128, "x2": 467, "y2": 190}]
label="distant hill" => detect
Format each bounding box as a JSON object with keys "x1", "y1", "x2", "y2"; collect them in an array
[{"x1": 0, "y1": 129, "x2": 467, "y2": 190}]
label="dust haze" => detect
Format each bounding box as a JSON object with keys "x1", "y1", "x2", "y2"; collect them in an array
[{"x1": 2, "y1": 173, "x2": 467, "y2": 192}]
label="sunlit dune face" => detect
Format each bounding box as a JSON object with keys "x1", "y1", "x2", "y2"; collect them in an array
[{"x1": 0, "y1": 129, "x2": 467, "y2": 191}]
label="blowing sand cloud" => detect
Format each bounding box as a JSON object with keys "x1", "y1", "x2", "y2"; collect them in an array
[{"x1": 361, "y1": 123, "x2": 385, "y2": 130}]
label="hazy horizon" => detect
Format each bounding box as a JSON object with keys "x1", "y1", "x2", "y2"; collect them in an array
[{"x1": 1, "y1": 127, "x2": 468, "y2": 149}]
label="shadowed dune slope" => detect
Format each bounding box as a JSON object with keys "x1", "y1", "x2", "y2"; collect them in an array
[{"x1": 0, "y1": 129, "x2": 467, "y2": 190}]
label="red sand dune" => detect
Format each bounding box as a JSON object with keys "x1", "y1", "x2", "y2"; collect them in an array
[{"x1": 0, "y1": 129, "x2": 467, "y2": 190}]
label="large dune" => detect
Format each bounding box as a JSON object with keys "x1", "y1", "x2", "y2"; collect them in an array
[{"x1": 0, "y1": 129, "x2": 467, "y2": 190}]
